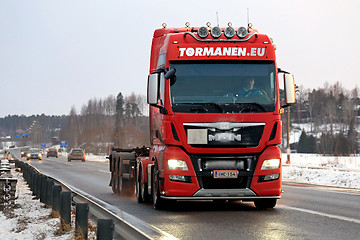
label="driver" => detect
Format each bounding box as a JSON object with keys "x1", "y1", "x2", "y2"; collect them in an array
[{"x1": 236, "y1": 77, "x2": 264, "y2": 97}]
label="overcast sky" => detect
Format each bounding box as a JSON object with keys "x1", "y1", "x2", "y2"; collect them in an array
[{"x1": 1, "y1": 0, "x2": 359, "y2": 117}]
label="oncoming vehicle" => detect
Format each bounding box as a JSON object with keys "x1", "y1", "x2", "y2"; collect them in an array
[
  {"x1": 68, "y1": 148, "x2": 85, "y2": 162},
  {"x1": 109, "y1": 22, "x2": 296, "y2": 210},
  {"x1": 47, "y1": 148, "x2": 58, "y2": 158},
  {"x1": 26, "y1": 148, "x2": 42, "y2": 160},
  {"x1": 21, "y1": 147, "x2": 30, "y2": 158}
]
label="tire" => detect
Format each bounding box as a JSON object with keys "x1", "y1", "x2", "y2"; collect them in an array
[
  {"x1": 111, "y1": 171, "x2": 119, "y2": 194},
  {"x1": 136, "y1": 166, "x2": 150, "y2": 203},
  {"x1": 152, "y1": 161, "x2": 166, "y2": 210},
  {"x1": 254, "y1": 199, "x2": 277, "y2": 209},
  {"x1": 136, "y1": 167, "x2": 144, "y2": 203}
]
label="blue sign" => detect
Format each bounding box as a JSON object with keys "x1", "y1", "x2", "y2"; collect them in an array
[
  {"x1": 110, "y1": 142, "x2": 114, "y2": 145},
  {"x1": 23, "y1": 133, "x2": 28, "y2": 138},
  {"x1": 40, "y1": 144, "x2": 46, "y2": 148},
  {"x1": 16, "y1": 135, "x2": 20, "y2": 139},
  {"x1": 60, "y1": 141, "x2": 67, "y2": 148}
]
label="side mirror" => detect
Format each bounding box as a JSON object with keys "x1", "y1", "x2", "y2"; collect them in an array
[
  {"x1": 284, "y1": 73, "x2": 296, "y2": 106},
  {"x1": 147, "y1": 73, "x2": 159, "y2": 105},
  {"x1": 165, "y1": 68, "x2": 176, "y2": 86}
]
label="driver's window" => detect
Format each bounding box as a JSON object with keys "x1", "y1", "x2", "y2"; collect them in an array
[{"x1": 159, "y1": 72, "x2": 165, "y2": 105}]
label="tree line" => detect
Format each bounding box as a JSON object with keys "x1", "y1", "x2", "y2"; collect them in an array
[
  {"x1": 60, "y1": 92, "x2": 149, "y2": 153},
  {"x1": 283, "y1": 82, "x2": 360, "y2": 155}
]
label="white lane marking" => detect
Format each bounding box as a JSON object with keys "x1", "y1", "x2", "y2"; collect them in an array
[
  {"x1": 280, "y1": 205, "x2": 360, "y2": 224},
  {"x1": 284, "y1": 185, "x2": 360, "y2": 196}
]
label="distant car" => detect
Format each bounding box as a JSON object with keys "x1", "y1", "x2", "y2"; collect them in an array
[
  {"x1": 26, "y1": 148, "x2": 42, "y2": 160},
  {"x1": 68, "y1": 148, "x2": 85, "y2": 162},
  {"x1": 47, "y1": 148, "x2": 58, "y2": 158},
  {"x1": 21, "y1": 147, "x2": 30, "y2": 158}
]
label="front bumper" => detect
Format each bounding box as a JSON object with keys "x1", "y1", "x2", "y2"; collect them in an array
[
  {"x1": 160, "y1": 146, "x2": 282, "y2": 199},
  {"x1": 161, "y1": 188, "x2": 280, "y2": 200}
]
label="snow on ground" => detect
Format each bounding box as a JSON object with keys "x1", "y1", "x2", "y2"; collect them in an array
[
  {"x1": 0, "y1": 169, "x2": 96, "y2": 240},
  {"x1": 282, "y1": 153, "x2": 360, "y2": 189}
]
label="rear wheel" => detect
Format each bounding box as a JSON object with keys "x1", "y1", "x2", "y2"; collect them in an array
[
  {"x1": 111, "y1": 171, "x2": 119, "y2": 194},
  {"x1": 254, "y1": 199, "x2": 277, "y2": 209},
  {"x1": 136, "y1": 166, "x2": 150, "y2": 203},
  {"x1": 136, "y1": 167, "x2": 143, "y2": 203}
]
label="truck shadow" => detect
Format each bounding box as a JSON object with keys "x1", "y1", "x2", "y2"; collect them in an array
[{"x1": 157, "y1": 200, "x2": 279, "y2": 212}]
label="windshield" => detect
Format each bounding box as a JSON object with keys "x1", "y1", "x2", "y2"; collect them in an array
[{"x1": 170, "y1": 61, "x2": 276, "y2": 113}]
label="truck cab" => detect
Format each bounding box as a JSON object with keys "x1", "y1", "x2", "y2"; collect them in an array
[
  {"x1": 146, "y1": 23, "x2": 295, "y2": 209},
  {"x1": 109, "y1": 22, "x2": 296, "y2": 210}
]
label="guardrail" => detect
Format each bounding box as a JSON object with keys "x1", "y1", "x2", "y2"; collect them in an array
[{"x1": 15, "y1": 159, "x2": 175, "y2": 240}]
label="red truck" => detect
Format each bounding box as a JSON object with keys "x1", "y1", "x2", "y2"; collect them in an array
[{"x1": 109, "y1": 22, "x2": 296, "y2": 209}]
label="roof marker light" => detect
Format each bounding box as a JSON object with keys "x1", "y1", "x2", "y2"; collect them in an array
[
  {"x1": 237, "y1": 26, "x2": 247, "y2": 38},
  {"x1": 198, "y1": 26, "x2": 209, "y2": 39},
  {"x1": 211, "y1": 26, "x2": 222, "y2": 38},
  {"x1": 185, "y1": 22, "x2": 190, "y2": 28}
]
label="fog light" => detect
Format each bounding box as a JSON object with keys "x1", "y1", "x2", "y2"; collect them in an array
[
  {"x1": 258, "y1": 174, "x2": 280, "y2": 182},
  {"x1": 169, "y1": 175, "x2": 192, "y2": 183}
]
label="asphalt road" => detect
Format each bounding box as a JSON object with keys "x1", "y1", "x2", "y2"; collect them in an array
[{"x1": 12, "y1": 151, "x2": 360, "y2": 240}]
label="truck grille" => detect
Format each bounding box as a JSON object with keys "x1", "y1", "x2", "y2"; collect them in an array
[
  {"x1": 184, "y1": 122, "x2": 265, "y2": 148},
  {"x1": 190, "y1": 154, "x2": 258, "y2": 189}
]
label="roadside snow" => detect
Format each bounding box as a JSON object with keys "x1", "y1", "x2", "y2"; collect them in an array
[
  {"x1": 0, "y1": 169, "x2": 96, "y2": 239},
  {"x1": 0, "y1": 170, "x2": 72, "y2": 239},
  {"x1": 282, "y1": 153, "x2": 360, "y2": 189}
]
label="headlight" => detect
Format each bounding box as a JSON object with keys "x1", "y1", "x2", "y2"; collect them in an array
[
  {"x1": 261, "y1": 159, "x2": 280, "y2": 170},
  {"x1": 27, "y1": 153, "x2": 31, "y2": 157},
  {"x1": 167, "y1": 159, "x2": 188, "y2": 170},
  {"x1": 38, "y1": 154, "x2": 42, "y2": 157}
]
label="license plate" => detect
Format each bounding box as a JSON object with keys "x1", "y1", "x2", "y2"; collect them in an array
[{"x1": 213, "y1": 170, "x2": 238, "y2": 179}]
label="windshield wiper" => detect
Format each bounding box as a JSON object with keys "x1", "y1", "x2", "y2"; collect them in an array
[{"x1": 233, "y1": 103, "x2": 266, "y2": 112}]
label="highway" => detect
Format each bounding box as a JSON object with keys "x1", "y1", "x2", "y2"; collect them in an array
[{"x1": 12, "y1": 151, "x2": 360, "y2": 240}]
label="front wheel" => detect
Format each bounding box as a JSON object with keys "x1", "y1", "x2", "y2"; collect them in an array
[
  {"x1": 152, "y1": 161, "x2": 167, "y2": 210},
  {"x1": 254, "y1": 199, "x2": 277, "y2": 209}
]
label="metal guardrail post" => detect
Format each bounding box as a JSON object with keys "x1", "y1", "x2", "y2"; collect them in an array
[
  {"x1": 46, "y1": 179, "x2": 54, "y2": 206},
  {"x1": 36, "y1": 173, "x2": 42, "y2": 199},
  {"x1": 97, "y1": 219, "x2": 114, "y2": 240},
  {"x1": 60, "y1": 191, "x2": 71, "y2": 225},
  {"x1": 40, "y1": 175, "x2": 47, "y2": 203},
  {"x1": 76, "y1": 203, "x2": 89, "y2": 239},
  {"x1": 52, "y1": 185, "x2": 62, "y2": 212}
]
